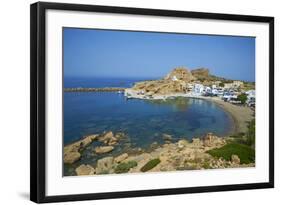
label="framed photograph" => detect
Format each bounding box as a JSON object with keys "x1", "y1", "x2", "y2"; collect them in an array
[{"x1": 30, "y1": 2, "x2": 274, "y2": 203}]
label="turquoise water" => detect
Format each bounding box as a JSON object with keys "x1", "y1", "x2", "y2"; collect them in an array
[
  {"x1": 64, "y1": 92, "x2": 234, "y2": 147},
  {"x1": 63, "y1": 82, "x2": 234, "y2": 175}
]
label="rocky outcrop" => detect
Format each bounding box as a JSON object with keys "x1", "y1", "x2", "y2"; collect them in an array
[
  {"x1": 231, "y1": 154, "x2": 240, "y2": 164},
  {"x1": 164, "y1": 67, "x2": 195, "y2": 82},
  {"x1": 64, "y1": 151, "x2": 81, "y2": 164},
  {"x1": 64, "y1": 134, "x2": 98, "y2": 154},
  {"x1": 67, "y1": 132, "x2": 254, "y2": 176},
  {"x1": 203, "y1": 133, "x2": 226, "y2": 148},
  {"x1": 191, "y1": 138, "x2": 203, "y2": 147},
  {"x1": 64, "y1": 134, "x2": 98, "y2": 164},
  {"x1": 98, "y1": 131, "x2": 118, "y2": 145},
  {"x1": 127, "y1": 67, "x2": 196, "y2": 97},
  {"x1": 131, "y1": 79, "x2": 188, "y2": 96},
  {"x1": 96, "y1": 157, "x2": 114, "y2": 174},
  {"x1": 177, "y1": 139, "x2": 189, "y2": 148},
  {"x1": 94, "y1": 146, "x2": 114, "y2": 154},
  {"x1": 191, "y1": 68, "x2": 209, "y2": 79},
  {"x1": 75, "y1": 164, "x2": 95, "y2": 175}
]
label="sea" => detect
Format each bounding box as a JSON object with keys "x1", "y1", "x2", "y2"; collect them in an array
[{"x1": 63, "y1": 77, "x2": 233, "y2": 175}]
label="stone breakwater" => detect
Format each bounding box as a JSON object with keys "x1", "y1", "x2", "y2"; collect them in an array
[
  {"x1": 64, "y1": 131, "x2": 255, "y2": 176},
  {"x1": 64, "y1": 87, "x2": 126, "y2": 92}
]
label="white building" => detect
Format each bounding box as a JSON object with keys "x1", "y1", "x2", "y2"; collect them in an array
[
  {"x1": 222, "y1": 92, "x2": 237, "y2": 101},
  {"x1": 224, "y1": 81, "x2": 244, "y2": 89},
  {"x1": 172, "y1": 75, "x2": 178, "y2": 81},
  {"x1": 193, "y1": 84, "x2": 204, "y2": 95},
  {"x1": 233, "y1": 80, "x2": 244, "y2": 88},
  {"x1": 212, "y1": 88, "x2": 219, "y2": 96},
  {"x1": 246, "y1": 90, "x2": 255, "y2": 106}
]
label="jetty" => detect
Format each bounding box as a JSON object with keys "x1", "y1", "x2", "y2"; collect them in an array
[{"x1": 64, "y1": 87, "x2": 126, "y2": 92}]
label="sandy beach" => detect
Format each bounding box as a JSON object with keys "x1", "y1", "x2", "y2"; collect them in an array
[{"x1": 209, "y1": 97, "x2": 254, "y2": 134}]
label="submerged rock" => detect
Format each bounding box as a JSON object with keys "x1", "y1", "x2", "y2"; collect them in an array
[
  {"x1": 150, "y1": 141, "x2": 158, "y2": 149},
  {"x1": 96, "y1": 157, "x2": 114, "y2": 174},
  {"x1": 75, "y1": 164, "x2": 95, "y2": 176},
  {"x1": 162, "y1": 134, "x2": 173, "y2": 141},
  {"x1": 94, "y1": 146, "x2": 114, "y2": 154}
]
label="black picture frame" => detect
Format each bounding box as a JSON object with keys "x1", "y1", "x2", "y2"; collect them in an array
[{"x1": 30, "y1": 1, "x2": 274, "y2": 203}]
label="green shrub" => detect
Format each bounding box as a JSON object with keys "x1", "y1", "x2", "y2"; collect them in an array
[
  {"x1": 207, "y1": 143, "x2": 255, "y2": 164},
  {"x1": 237, "y1": 93, "x2": 248, "y2": 104},
  {"x1": 141, "y1": 158, "x2": 161, "y2": 172},
  {"x1": 219, "y1": 82, "x2": 225, "y2": 87},
  {"x1": 114, "y1": 161, "x2": 137, "y2": 174},
  {"x1": 202, "y1": 162, "x2": 211, "y2": 169}
]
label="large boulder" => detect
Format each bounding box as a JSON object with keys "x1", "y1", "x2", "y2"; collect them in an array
[
  {"x1": 98, "y1": 131, "x2": 118, "y2": 145},
  {"x1": 94, "y1": 146, "x2": 114, "y2": 154},
  {"x1": 96, "y1": 157, "x2": 114, "y2": 174},
  {"x1": 177, "y1": 139, "x2": 189, "y2": 148},
  {"x1": 203, "y1": 133, "x2": 225, "y2": 147},
  {"x1": 75, "y1": 164, "x2": 95, "y2": 176},
  {"x1": 191, "y1": 138, "x2": 203, "y2": 147},
  {"x1": 231, "y1": 154, "x2": 240, "y2": 164},
  {"x1": 114, "y1": 153, "x2": 129, "y2": 163},
  {"x1": 64, "y1": 151, "x2": 81, "y2": 164},
  {"x1": 63, "y1": 134, "x2": 98, "y2": 164},
  {"x1": 64, "y1": 134, "x2": 98, "y2": 154}
]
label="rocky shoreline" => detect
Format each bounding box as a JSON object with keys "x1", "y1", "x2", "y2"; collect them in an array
[{"x1": 64, "y1": 131, "x2": 255, "y2": 176}]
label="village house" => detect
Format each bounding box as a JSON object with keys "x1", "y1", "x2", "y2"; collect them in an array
[
  {"x1": 224, "y1": 81, "x2": 243, "y2": 89},
  {"x1": 233, "y1": 80, "x2": 244, "y2": 88},
  {"x1": 245, "y1": 90, "x2": 255, "y2": 107},
  {"x1": 193, "y1": 84, "x2": 204, "y2": 95}
]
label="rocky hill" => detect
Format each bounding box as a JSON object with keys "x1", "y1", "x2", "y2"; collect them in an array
[
  {"x1": 127, "y1": 66, "x2": 232, "y2": 97},
  {"x1": 130, "y1": 67, "x2": 197, "y2": 95},
  {"x1": 191, "y1": 68, "x2": 209, "y2": 79},
  {"x1": 164, "y1": 67, "x2": 195, "y2": 82}
]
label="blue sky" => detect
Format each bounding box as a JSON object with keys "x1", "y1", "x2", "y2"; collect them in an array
[{"x1": 64, "y1": 28, "x2": 255, "y2": 82}]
